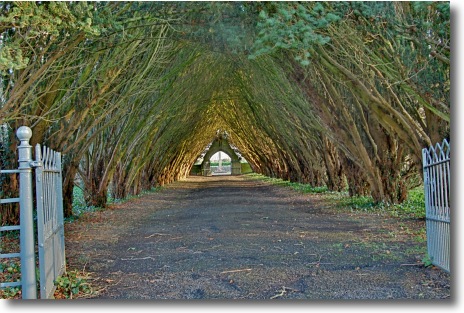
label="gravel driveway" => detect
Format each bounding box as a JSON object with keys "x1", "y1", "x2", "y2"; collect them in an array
[{"x1": 65, "y1": 175, "x2": 450, "y2": 299}]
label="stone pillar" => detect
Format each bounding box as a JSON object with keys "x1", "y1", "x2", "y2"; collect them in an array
[
  {"x1": 231, "y1": 161, "x2": 241, "y2": 175},
  {"x1": 202, "y1": 161, "x2": 212, "y2": 176},
  {"x1": 218, "y1": 151, "x2": 222, "y2": 171}
]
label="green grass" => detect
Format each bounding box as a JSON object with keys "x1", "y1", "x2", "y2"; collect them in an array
[
  {"x1": 335, "y1": 187, "x2": 426, "y2": 219},
  {"x1": 246, "y1": 173, "x2": 329, "y2": 193},
  {"x1": 246, "y1": 173, "x2": 426, "y2": 219},
  {"x1": 107, "y1": 186, "x2": 162, "y2": 205},
  {"x1": 209, "y1": 162, "x2": 231, "y2": 167},
  {"x1": 391, "y1": 186, "x2": 426, "y2": 219},
  {"x1": 69, "y1": 185, "x2": 163, "y2": 221}
]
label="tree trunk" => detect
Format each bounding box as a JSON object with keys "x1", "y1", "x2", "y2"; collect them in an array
[
  {"x1": 62, "y1": 161, "x2": 78, "y2": 218},
  {"x1": 84, "y1": 158, "x2": 109, "y2": 208},
  {"x1": 342, "y1": 157, "x2": 370, "y2": 197},
  {"x1": 322, "y1": 136, "x2": 345, "y2": 192},
  {"x1": 88, "y1": 189, "x2": 108, "y2": 209}
]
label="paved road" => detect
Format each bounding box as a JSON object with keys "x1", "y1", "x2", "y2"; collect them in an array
[{"x1": 65, "y1": 175, "x2": 450, "y2": 299}]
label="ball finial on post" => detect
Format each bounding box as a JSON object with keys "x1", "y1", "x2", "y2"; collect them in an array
[{"x1": 16, "y1": 126, "x2": 33, "y2": 144}]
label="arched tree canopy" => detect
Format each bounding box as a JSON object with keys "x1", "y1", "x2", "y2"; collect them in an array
[{"x1": 0, "y1": 1, "x2": 450, "y2": 221}]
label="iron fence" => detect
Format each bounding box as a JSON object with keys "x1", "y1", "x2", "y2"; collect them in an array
[
  {"x1": 422, "y1": 138, "x2": 450, "y2": 272},
  {"x1": 1, "y1": 126, "x2": 38, "y2": 298},
  {"x1": 34, "y1": 144, "x2": 66, "y2": 299},
  {"x1": 0, "y1": 126, "x2": 65, "y2": 299}
]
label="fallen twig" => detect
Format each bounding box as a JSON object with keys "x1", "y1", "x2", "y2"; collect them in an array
[
  {"x1": 307, "y1": 262, "x2": 334, "y2": 265},
  {"x1": 306, "y1": 255, "x2": 333, "y2": 266},
  {"x1": 120, "y1": 256, "x2": 156, "y2": 261},
  {"x1": 145, "y1": 233, "x2": 169, "y2": 238},
  {"x1": 220, "y1": 268, "x2": 252, "y2": 274},
  {"x1": 204, "y1": 244, "x2": 223, "y2": 250},
  {"x1": 270, "y1": 286, "x2": 298, "y2": 299},
  {"x1": 400, "y1": 263, "x2": 424, "y2": 267}
]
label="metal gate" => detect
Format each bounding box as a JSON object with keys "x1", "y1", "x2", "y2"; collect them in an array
[
  {"x1": 422, "y1": 138, "x2": 450, "y2": 272},
  {"x1": 0, "y1": 126, "x2": 65, "y2": 299},
  {"x1": 34, "y1": 144, "x2": 66, "y2": 299}
]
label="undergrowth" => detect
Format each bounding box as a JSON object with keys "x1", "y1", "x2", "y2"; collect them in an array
[
  {"x1": 68, "y1": 185, "x2": 162, "y2": 222},
  {"x1": 333, "y1": 186, "x2": 425, "y2": 219},
  {"x1": 246, "y1": 173, "x2": 329, "y2": 193},
  {"x1": 54, "y1": 270, "x2": 93, "y2": 299},
  {"x1": 246, "y1": 173, "x2": 425, "y2": 219},
  {"x1": 0, "y1": 259, "x2": 21, "y2": 299}
]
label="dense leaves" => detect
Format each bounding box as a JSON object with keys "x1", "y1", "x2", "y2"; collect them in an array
[{"x1": 250, "y1": 2, "x2": 339, "y2": 65}]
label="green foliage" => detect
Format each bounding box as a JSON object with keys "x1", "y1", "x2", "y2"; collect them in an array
[
  {"x1": 0, "y1": 260, "x2": 21, "y2": 299},
  {"x1": 107, "y1": 186, "x2": 162, "y2": 205},
  {"x1": 0, "y1": 1, "x2": 449, "y2": 224},
  {"x1": 0, "y1": 229, "x2": 19, "y2": 240},
  {"x1": 389, "y1": 187, "x2": 426, "y2": 219},
  {"x1": 71, "y1": 186, "x2": 88, "y2": 217},
  {"x1": 0, "y1": 1, "x2": 109, "y2": 73},
  {"x1": 335, "y1": 194, "x2": 377, "y2": 212},
  {"x1": 247, "y1": 173, "x2": 328, "y2": 193},
  {"x1": 68, "y1": 185, "x2": 163, "y2": 220},
  {"x1": 241, "y1": 162, "x2": 253, "y2": 174},
  {"x1": 0, "y1": 260, "x2": 20, "y2": 275},
  {"x1": 335, "y1": 186, "x2": 426, "y2": 219},
  {"x1": 168, "y1": 2, "x2": 257, "y2": 54},
  {"x1": 422, "y1": 254, "x2": 434, "y2": 268},
  {"x1": 330, "y1": 1, "x2": 396, "y2": 20},
  {"x1": 66, "y1": 185, "x2": 106, "y2": 221},
  {"x1": 289, "y1": 182, "x2": 328, "y2": 194},
  {"x1": 54, "y1": 270, "x2": 92, "y2": 299},
  {"x1": 250, "y1": 2, "x2": 339, "y2": 65},
  {"x1": 0, "y1": 286, "x2": 20, "y2": 298}
]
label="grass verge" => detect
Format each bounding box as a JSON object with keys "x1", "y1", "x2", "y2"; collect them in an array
[{"x1": 245, "y1": 173, "x2": 425, "y2": 220}]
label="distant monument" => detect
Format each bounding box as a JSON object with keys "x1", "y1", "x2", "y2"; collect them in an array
[{"x1": 201, "y1": 134, "x2": 241, "y2": 176}]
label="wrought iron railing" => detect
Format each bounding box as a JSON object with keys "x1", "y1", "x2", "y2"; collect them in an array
[{"x1": 422, "y1": 138, "x2": 450, "y2": 272}]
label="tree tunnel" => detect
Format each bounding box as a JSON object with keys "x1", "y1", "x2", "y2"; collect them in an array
[{"x1": 0, "y1": 2, "x2": 450, "y2": 221}]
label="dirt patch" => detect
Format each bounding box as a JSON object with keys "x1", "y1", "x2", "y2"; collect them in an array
[{"x1": 64, "y1": 175, "x2": 450, "y2": 299}]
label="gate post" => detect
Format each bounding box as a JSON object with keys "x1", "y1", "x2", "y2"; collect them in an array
[{"x1": 16, "y1": 126, "x2": 37, "y2": 299}]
